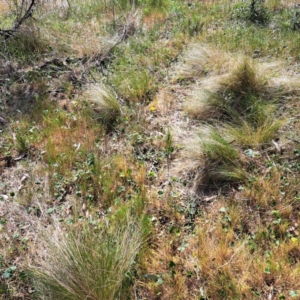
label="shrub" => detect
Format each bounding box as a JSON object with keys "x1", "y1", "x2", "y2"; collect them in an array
[
  {"x1": 291, "y1": 6, "x2": 300, "y2": 30},
  {"x1": 231, "y1": 0, "x2": 270, "y2": 25}
]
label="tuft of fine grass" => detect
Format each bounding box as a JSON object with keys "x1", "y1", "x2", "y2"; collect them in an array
[
  {"x1": 224, "y1": 98, "x2": 285, "y2": 148},
  {"x1": 192, "y1": 128, "x2": 248, "y2": 191},
  {"x1": 184, "y1": 55, "x2": 299, "y2": 122},
  {"x1": 225, "y1": 116, "x2": 285, "y2": 149},
  {"x1": 184, "y1": 57, "x2": 269, "y2": 121},
  {"x1": 85, "y1": 84, "x2": 122, "y2": 125},
  {"x1": 31, "y1": 215, "x2": 146, "y2": 300},
  {"x1": 218, "y1": 58, "x2": 268, "y2": 98},
  {"x1": 174, "y1": 44, "x2": 232, "y2": 81}
]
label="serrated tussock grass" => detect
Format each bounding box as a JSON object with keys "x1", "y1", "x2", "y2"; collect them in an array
[
  {"x1": 183, "y1": 48, "x2": 300, "y2": 121},
  {"x1": 225, "y1": 115, "x2": 285, "y2": 149},
  {"x1": 174, "y1": 44, "x2": 232, "y2": 81},
  {"x1": 84, "y1": 84, "x2": 122, "y2": 125},
  {"x1": 192, "y1": 128, "x2": 248, "y2": 191},
  {"x1": 31, "y1": 214, "x2": 148, "y2": 300},
  {"x1": 2, "y1": 0, "x2": 300, "y2": 299},
  {"x1": 185, "y1": 58, "x2": 270, "y2": 121},
  {"x1": 224, "y1": 98, "x2": 286, "y2": 148},
  {"x1": 219, "y1": 58, "x2": 267, "y2": 97}
]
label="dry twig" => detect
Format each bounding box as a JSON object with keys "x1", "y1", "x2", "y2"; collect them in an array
[{"x1": 0, "y1": 0, "x2": 36, "y2": 40}]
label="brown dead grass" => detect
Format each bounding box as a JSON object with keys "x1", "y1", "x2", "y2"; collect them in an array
[
  {"x1": 147, "y1": 89, "x2": 175, "y2": 117},
  {"x1": 42, "y1": 119, "x2": 97, "y2": 169},
  {"x1": 184, "y1": 197, "x2": 300, "y2": 298},
  {"x1": 0, "y1": 0, "x2": 9, "y2": 12},
  {"x1": 172, "y1": 44, "x2": 232, "y2": 82},
  {"x1": 142, "y1": 12, "x2": 168, "y2": 30}
]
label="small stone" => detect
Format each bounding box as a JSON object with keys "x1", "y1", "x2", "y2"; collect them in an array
[{"x1": 20, "y1": 174, "x2": 29, "y2": 183}]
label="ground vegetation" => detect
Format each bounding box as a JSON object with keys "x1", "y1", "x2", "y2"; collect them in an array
[{"x1": 0, "y1": 0, "x2": 300, "y2": 299}]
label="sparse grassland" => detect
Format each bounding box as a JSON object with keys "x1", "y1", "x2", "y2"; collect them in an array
[{"x1": 0, "y1": 0, "x2": 300, "y2": 299}]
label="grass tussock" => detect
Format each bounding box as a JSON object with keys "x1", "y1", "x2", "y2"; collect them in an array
[
  {"x1": 185, "y1": 58, "x2": 270, "y2": 121},
  {"x1": 32, "y1": 215, "x2": 147, "y2": 300},
  {"x1": 225, "y1": 116, "x2": 285, "y2": 148},
  {"x1": 84, "y1": 84, "x2": 122, "y2": 125},
  {"x1": 2, "y1": 0, "x2": 300, "y2": 299},
  {"x1": 174, "y1": 44, "x2": 233, "y2": 82},
  {"x1": 189, "y1": 128, "x2": 248, "y2": 191},
  {"x1": 118, "y1": 69, "x2": 156, "y2": 103},
  {"x1": 224, "y1": 99, "x2": 285, "y2": 148},
  {"x1": 184, "y1": 49, "x2": 300, "y2": 121},
  {"x1": 218, "y1": 58, "x2": 268, "y2": 97}
]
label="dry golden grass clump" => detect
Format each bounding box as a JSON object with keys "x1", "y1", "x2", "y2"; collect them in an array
[
  {"x1": 0, "y1": 0, "x2": 9, "y2": 13},
  {"x1": 173, "y1": 44, "x2": 232, "y2": 82},
  {"x1": 84, "y1": 84, "x2": 122, "y2": 125}
]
